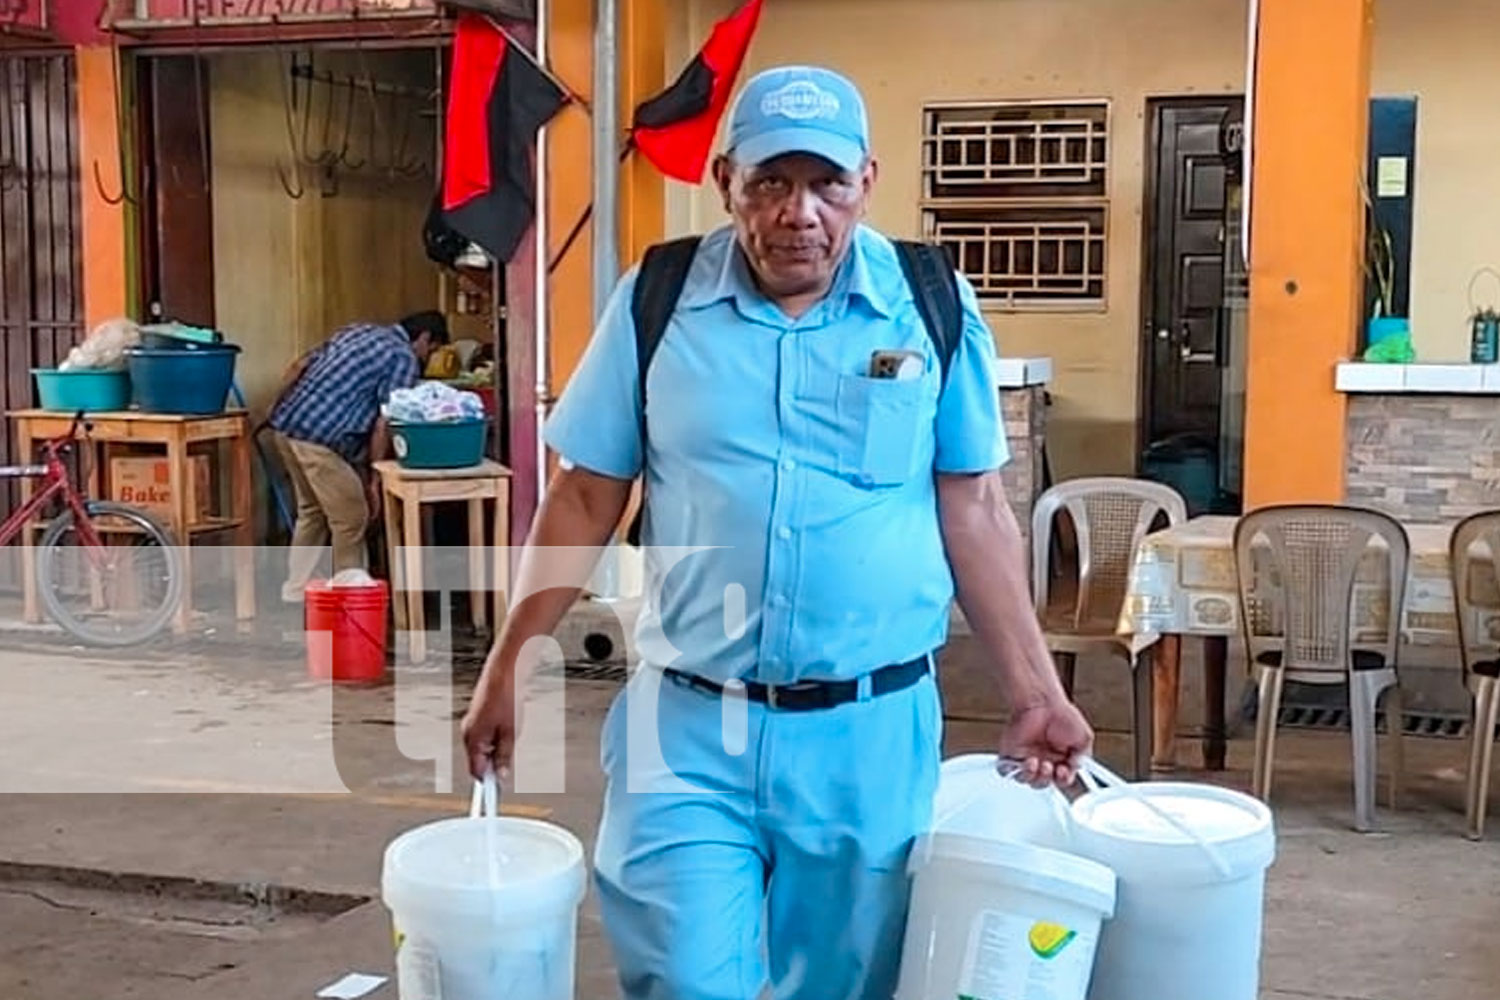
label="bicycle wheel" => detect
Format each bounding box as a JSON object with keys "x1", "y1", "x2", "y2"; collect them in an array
[{"x1": 37, "y1": 501, "x2": 185, "y2": 647}]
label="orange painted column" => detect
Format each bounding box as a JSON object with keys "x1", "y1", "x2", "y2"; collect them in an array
[
  {"x1": 545, "y1": 0, "x2": 593, "y2": 402},
  {"x1": 76, "y1": 46, "x2": 135, "y2": 330},
  {"x1": 1242, "y1": 0, "x2": 1374, "y2": 508},
  {"x1": 620, "y1": 0, "x2": 666, "y2": 267},
  {"x1": 544, "y1": 0, "x2": 665, "y2": 398}
]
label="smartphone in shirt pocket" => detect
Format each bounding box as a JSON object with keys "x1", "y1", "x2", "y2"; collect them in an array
[
  {"x1": 834, "y1": 349, "x2": 935, "y2": 486},
  {"x1": 868, "y1": 349, "x2": 925, "y2": 381}
]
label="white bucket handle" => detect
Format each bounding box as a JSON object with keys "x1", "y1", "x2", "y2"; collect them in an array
[
  {"x1": 469, "y1": 765, "x2": 500, "y2": 819},
  {"x1": 1073, "y1": 755, "x2": 1234, "y2": 878},
  {"x1": 468, "y1": 766, "x2": 507, "y2": 905}
]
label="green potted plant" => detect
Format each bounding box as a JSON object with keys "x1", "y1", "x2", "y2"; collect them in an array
[{"x1": 1361, "y1": 180, "x2": 1411, "y2": 355}]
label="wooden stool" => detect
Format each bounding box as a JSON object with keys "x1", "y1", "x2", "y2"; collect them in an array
[{"x1": 374, "y1": 460, "x2": 511, "y2": 663}]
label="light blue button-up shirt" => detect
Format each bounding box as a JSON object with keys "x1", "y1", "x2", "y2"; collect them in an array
[{"x1": 544, "y1": 223, "x2": 1009, "y2": 684}]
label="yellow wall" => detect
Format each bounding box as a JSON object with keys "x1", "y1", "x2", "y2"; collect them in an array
[
  {"x1": 208, "y1": 49, "x2": 440, "y2": 420},
  {"x1": 661, "y1": 0, "x2": 1500, "y2": 483},
  {"x1": 1372, "y1": 0, "x2": 1500, "y2": 361},
  {"x1": 671, "y1": 0, "x2": 1250, "y2": 480}
]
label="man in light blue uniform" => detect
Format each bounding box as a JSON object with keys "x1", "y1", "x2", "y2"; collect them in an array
[{"x1": 463, "y1": 65, "x2": 1092, "y2": 1000}]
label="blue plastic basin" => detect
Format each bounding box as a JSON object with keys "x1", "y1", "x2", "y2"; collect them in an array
[{"x1": 126, "y1": 345, "x2": 240, "y2": 415}]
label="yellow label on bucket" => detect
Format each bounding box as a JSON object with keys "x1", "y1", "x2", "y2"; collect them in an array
[
  {"x1": 959, "y1": 910, "x2": 1097, "y2": 1000},
  {"x1": 1028, "y1": 921, "x2": 1077, "y2": 959}
]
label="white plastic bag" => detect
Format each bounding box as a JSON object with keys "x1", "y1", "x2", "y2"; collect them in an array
[{"x1": 59, "y1": 318, "x2": 141, "y2": 372}]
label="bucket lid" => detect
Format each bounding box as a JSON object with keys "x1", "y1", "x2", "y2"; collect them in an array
[
  {"x1": 1069, "y1": 782, "x2": 1275, "y2": 877},
  {"x1": 915, "y1": 831, "x2": 1116, "y2": 918},
  {"x1": 382, "y1": 816, "x2": 585, "y2": 920}
]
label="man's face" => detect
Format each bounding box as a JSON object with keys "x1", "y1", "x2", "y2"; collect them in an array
[
  {"x1": 412, "y1": 333, "x2": 435, "y2": 364},
  {"x1": 714, "y1": 152, "x2": 876, "y2": 304}
]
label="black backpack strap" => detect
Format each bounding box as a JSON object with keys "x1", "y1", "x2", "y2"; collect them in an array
[
  {"x1": 625, "y1": 235, "x2": 701, "y2": 546},
  {"x1": 631, "y1": 235, "x2": 703, "y2": 419},
  {"x1": 892, "y1": 239, "x2": 963, "y2": 383}
]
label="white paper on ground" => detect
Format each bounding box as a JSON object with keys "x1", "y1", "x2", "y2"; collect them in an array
[{"x1": 315, "y1": 972, "x2": 389, "y2": 999}]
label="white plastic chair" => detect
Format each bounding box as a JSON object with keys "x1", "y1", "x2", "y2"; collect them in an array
[
  {"x1": 1449, "y1": 510, "x2": 1500, "y2": 840},
  {"x1": 1232, "y1": 504, "x2": 1409, "y2": 833},
  {"x1": 1030, "y1": 477, "x2": 1189, "y2": 778}
]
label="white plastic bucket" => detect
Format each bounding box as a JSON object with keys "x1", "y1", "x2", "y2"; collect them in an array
[
  {"x1": 931, "y1": 753, "x2": 1074, "y2": 849},
  {"x1": 1068, "y1": 778, "x2": 1276, "y2": 1000},
  {"x1": 895, "y1": 831, "x2": 1116, "y2": 1000},
  {"x1": 381, "y1": 776, "x2": 587, "y2": 1000}
]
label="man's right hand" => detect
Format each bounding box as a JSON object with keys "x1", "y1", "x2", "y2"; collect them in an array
[
  {"x1": 364, "y1": 476, "x2": 383, "y2": 522},
  {"x1": 462, "y1": 669, "x2": 521, "y2": 782},
  {"x1": 457, "y1": 465, "x2": 635, "y2": 783}
]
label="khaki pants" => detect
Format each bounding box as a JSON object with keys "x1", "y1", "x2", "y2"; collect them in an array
[{"x1": 275, "y1": 433, "x2": 369, "y2": 597}]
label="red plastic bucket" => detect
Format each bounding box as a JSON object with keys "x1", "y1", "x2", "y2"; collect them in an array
[{"x1": 305, "y1": 579, "x2": 390, "y2": 682}]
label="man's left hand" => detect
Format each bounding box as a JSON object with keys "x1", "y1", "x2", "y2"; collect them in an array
[{"x1": 999, "y1": 697, "x2": 1094, "y2": 789}]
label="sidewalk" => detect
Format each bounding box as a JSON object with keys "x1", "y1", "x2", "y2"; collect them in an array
[{"x1": 0, "y1": 617, "x2": 1496, "y2": 999}]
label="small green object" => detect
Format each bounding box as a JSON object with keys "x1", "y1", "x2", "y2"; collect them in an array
[
  {"x1": 1362, "y1": 333, "x2": 1415, "y2": 363},
  {"x1": 391, "y1": 419, "x2": 487, "y2": 469},
  {"x1": 32, "y1": 368, "x2": 131, "y2": 412},
  {"x1": 139, "y1": 322, "x2": 223, "y2": 349}
]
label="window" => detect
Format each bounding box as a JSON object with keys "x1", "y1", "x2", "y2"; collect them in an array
[{"x1": 921, "y1": 100, "x2": 1110, "y2": 311}]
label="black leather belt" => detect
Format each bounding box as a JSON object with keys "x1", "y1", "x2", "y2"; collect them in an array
[{"x1": 662, "y1": 654, "x2": 932, "y2": 712}]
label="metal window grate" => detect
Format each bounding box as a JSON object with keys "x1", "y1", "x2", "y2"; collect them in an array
[
  {"x1": 922, "y1": 101, "x2": 1110, "y2": 312},
  {"x1": 925, "y1": 106, "x2": 1108, "y2": 198},
  {"x1": 928, "y1": 209, "x2": 1106, "y2": 307}
]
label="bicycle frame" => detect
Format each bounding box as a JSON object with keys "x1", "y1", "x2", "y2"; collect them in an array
[{"x1": 0, "y1": 414, "x2": 107, "y2": 558}]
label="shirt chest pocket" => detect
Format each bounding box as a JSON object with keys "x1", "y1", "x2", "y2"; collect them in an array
[{"x1": 833, "y1": 373, "x2": 937, "y2": 487}]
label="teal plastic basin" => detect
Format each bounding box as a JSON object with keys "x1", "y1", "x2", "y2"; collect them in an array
[
  {"x1": 391, "y1": 419, "x2": 487, "y2": 470},
  {"x1": 126, "y1": 344, "x2": 239, "y2": 415},
  {"x1": 33, "y1": 368, "x2": 132, "y2": 413}
]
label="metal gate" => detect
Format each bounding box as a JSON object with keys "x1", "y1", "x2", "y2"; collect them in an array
[{"x1": 0, "y1": 54, "x2": 84, "y2": 587}]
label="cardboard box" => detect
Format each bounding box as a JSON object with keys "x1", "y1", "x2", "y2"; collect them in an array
[{"x1": 110, "y1": 455, "x2": 213, "y2": 525}]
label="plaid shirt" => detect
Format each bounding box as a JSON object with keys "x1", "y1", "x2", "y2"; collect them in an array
[{"x1": 269, "y1": 323, "x2": 420, "y2": 466}]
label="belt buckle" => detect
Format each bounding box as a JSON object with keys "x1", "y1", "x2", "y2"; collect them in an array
[{"x1": 766, "y1": 680, "x2": 822, "y2": 711}]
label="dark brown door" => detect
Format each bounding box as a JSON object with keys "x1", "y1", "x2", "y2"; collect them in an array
[
  {"x1": 0, "y1": 54, "x2": 83, "y2": 577},
  {"x1": 1141, "y1": 98, "x2": 1242, "y2": 448},
  {"x1": 138, "y1": 56, "x2": 215, "y2": 327}
]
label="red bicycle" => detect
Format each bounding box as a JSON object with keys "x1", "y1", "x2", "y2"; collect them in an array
[{"x1": 0, "y1": 411, "x2": 184, "y2": 646}]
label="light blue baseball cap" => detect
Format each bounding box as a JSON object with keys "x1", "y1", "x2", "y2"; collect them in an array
[{"x1": 725, "y1": 65, "x2": 871, "y2": 173}]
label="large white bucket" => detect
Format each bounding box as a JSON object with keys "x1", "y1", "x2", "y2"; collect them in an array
[
  {"x1": 930, "y1": 753, "x2": 1074, "y2": 849},
  {"x1": 381, "y1": 778, "x2": 587, "y2": 1000},
  {"x1": 896, "y1": 832, "x2": 1116, "y2": 1000},
  {"x1": 1067, "y1": 778, "x2": 1276, "y2": 1000}
]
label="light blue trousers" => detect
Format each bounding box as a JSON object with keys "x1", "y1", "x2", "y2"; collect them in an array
[{"x1": 592, "y1": 664, "x2": 943, "y2": 1000}]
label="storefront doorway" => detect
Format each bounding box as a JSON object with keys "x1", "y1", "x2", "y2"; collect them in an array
[{"x1": 128, "y1": 42, "x2": 504, "y2": 541}]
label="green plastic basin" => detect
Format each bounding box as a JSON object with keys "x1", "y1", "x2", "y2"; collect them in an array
[
  {"x1": 391, "y1": 419, "x2": 487, "y2": 470},
  {"x1": 33, "y1": 368, "x2": 132, "y2": 413}
]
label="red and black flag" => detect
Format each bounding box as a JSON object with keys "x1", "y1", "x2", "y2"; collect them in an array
[
  {"x1": 630, "y1": 0, "x2": 764, "y2": 184},
  {"x1": 440, "y1": 12, "x2": 568, "y2": 263}
]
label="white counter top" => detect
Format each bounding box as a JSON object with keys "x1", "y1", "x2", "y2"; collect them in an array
[
  {"x1": 996, "y1": 357, "x2": 1052, "y2": 388},
  {"x1": 1335, "y1": 362, "x2": 1500, "y2": 394}
]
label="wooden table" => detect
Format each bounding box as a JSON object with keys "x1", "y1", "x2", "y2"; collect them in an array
[
  {"x1": 1117, "y1": 515, "x2": 1468, "y2": 772},
  {"x1": 9, "y1": 408, "x2": 256, "y2": 633},
  {"x1": 374, "y1": 460, "x2": 512, "y2": 663}
]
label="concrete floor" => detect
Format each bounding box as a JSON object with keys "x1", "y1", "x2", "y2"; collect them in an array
[{"x1": 0, "y1": 595, "x2": 1497, "y2": 1000}]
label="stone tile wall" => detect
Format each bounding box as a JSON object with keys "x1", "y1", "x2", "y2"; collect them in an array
[
  {"x1": 1000, "y1": 385, "x2": 1047, "y2": 551},
  {"x1": 1345, "y1": 394, "x2": 1500, "y2": 523}
]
